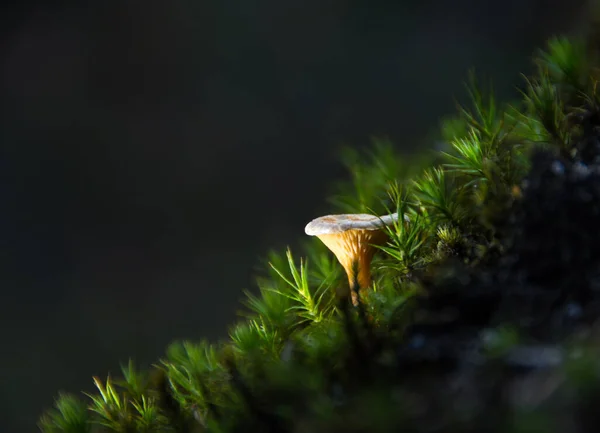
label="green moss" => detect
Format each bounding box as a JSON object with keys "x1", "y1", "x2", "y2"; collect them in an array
[{"x1": 39, "y1": 33, "x2": 600, "y2": 433}]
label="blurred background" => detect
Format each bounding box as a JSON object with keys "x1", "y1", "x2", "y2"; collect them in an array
[{"x1": 0, "y1": 0, "x2": 589, "y2": 431}]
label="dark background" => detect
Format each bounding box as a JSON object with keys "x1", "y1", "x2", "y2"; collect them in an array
[{"x1": 0, "y1": 1, "x2": 588, "y2": 431}]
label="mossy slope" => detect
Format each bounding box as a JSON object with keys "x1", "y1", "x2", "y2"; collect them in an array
[{"x1": 39, "y1": 36, "x2": 600, "y2": 433}]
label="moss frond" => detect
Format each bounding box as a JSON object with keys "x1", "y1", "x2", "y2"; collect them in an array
[
  {"x1": 38, "y1": 393, "x2": 90, "y2": 433},
  {"x1": 376, "y1": 185, "x2": 433, "y2": 276},
  {"x1": 413, "y1": 166, "x2": 468, "y2": 225},
  {"x1": 328, "y1": 138, "x2": 428, "y2": 214},
  {"x1": 85, "y1": 376, "x2": 133, "y2": 432},
  {"x1": 439, "y1": 114, "x2": 469, "y2": 143},
  {"x1": 268, "y1": 248, "x2": 336, "y2": 326},
  {"x1": 160, "y1": 340, "x2": 231, "y2": 423},
  {"x1": 458, "y1": 71, "x2": 504, "y2": 143},
  {"x1": 130, "y1": 396, "x2": 170, "y2": 432},
  {"x1": 241, "y1": 281, "x2": 294, "y2": 336},
  {"x1": 229, "y1": 317, "x2": 283, "y2": 358},
  {"x1": 117, "y1": 360, "x2": 148, "y2": 402},
  {"x1": 520, "y1": 70, "x2": 572, "y2": 151},
  {"x1": 443, "y1": 128, "x2": 488, "y2": 185},
  {"x1": 538, "y1": 36, "x2": 589, "y2": 95}
]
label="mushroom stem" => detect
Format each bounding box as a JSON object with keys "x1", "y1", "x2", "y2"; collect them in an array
[{"x1": 347, "y1": 258, "x2": 372, "y2": 307}]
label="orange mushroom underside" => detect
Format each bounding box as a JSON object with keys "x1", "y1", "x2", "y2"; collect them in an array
[{"x1": 316, "y1": 228, "x2": 389, "y2": 305}]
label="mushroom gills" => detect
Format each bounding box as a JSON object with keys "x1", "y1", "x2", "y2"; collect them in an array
[{"x1": 316, "y1": 229, "x2": 388, "y2": 305}]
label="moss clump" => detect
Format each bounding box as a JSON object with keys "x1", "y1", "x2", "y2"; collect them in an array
[{"x1": 39, "y1": 35, "x2": 600, "y2": 433}]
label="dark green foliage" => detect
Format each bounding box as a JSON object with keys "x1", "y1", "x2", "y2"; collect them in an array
[
  {"x1": 40, "y1": 34, "x2": 600, "y2": 433},
  {"x1": 38, "y1": 394, "x2": 90, "y2": 433},
  {"x1": 376, "y1": 191, "x2": 432, "y2": 275},
  {"x1": 413, "y1": 167, "x2": 468, "y2": 225},
  {"x1": 327, "y1": 138, "x2": 432, "y2": 215}
]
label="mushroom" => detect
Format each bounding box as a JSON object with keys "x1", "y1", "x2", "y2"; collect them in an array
[{"x1": 304, "y1": 212, "x2": 405, "y2": 306}]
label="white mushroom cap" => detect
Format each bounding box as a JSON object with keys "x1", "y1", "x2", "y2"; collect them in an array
[{"x1": 305, "y1": 212, "x2": 406, "y2": 236}]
